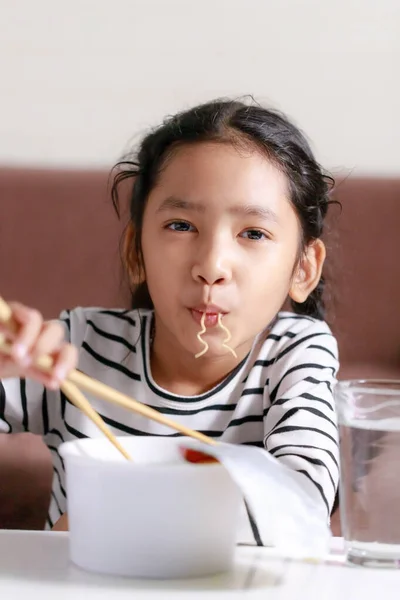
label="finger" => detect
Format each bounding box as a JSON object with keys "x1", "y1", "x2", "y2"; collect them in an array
[
  {"x1": 31, "y1": 320, "x2": 66, "y2": 360},
  {"x1": 23, "y1": 365, "x2": 60, "y2": 389},
  {"x1": 0, "y1": 354, "x2": 25, "y2": 379},
  {"x1": 0, "y1": 301, "x2": 28, "y2": 338},
  {"x1": 7, "y1": 304, "x2": 43, "y2": 361},
  {"x1": 52, "y1": 344, "x2": 78, "y2": 385},
  {"x1": 25, "y1": 343, "x2": 78, "y2": 389}
]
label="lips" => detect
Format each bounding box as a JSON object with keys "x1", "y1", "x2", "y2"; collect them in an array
[
  {"x1": 190, "y1": 305, "x2": 228, "y2": 328},
  {"x1": 191, "y1": 304, "x2": 227, "y2": 315}
]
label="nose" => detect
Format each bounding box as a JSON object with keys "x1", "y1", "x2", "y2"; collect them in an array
[{"x1": 191, "y1": 235, "x2": 233, "y2": 286}]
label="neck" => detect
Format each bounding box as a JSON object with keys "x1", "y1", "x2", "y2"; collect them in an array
[{"x1": 149, "y1": 319, "x2": 254, "y2": 397}]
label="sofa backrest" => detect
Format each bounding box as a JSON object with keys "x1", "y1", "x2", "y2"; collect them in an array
[
  {"x1": 1, "y1": 167, "x2": 399, "y2": 377},
  {"x1": 326, "y1": 177, "x2": 400, "y2": 376},
  {"x1": 0, "y1": 167, "x2": 129, "y2": 318}
]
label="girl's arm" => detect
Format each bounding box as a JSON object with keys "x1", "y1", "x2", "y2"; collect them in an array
[
  {"x1": 52, "y1": 513, "x2": 69, "y2": 531},
  {"x1": 0, "y1": 302, "x2": 77, "y2": 435},
  {"x1": 263, "y1": 319, "x2": 339, "y2": 517}
]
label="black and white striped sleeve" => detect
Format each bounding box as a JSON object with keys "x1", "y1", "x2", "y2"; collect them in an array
[
  {"x1": 0, "y1": 311, "x2": 71, "y2": 436},
  {"x1": 264, "y1": 319, "x2": 339, "y2": 515}
]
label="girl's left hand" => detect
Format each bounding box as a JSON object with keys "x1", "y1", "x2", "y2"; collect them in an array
[{"x1": 52, "y1": 513, "x2": 69, "y2": 532}]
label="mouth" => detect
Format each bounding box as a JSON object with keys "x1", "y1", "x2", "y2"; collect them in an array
[
  {"x1": 189, "y1": 305, "x2": 228, "y2": 328},
  {"x1": 192, "y1": 304, "x2": 227, "y2": 315}
]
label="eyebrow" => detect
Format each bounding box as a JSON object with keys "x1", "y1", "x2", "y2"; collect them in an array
[{"x1": 156, "y1": 196, "x2": 280, "y2": 223}]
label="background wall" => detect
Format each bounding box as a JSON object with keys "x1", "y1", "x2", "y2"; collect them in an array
[{"x1": 0, "y1": 0, "x2": 399, "y2": 174}]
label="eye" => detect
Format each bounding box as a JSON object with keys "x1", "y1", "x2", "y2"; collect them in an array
[
  {"x1": 240, "y1": 229, "x2": 268, "y2": 241},
  {"x1": 166, "y1": 220, "x2": 196, "y2": 232}
]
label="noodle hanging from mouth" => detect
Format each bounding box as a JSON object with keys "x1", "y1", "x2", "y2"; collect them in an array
[
  {"x1": 194, "y1": 312, "x2": 237, "y2": 359},
  {"x1": 217, "y1": 313, "x2": 237, "y2": 358},
  {"x1": 194, "y1": 312, "x2": 208, "y2": 358}
]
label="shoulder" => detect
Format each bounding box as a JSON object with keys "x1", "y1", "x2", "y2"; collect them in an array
[
  {"x1": 267, "y1": 311, "x2": 337, "y2": 356},
  {"x1": 262, "y1": 312, "x2": 339, "y2": 398},
  {"x1": 58, "y1": 307, "x2": 152, "y2": 346},
  {"x1": 256, "y1": 311, "x2": 339, "y2": 378}
]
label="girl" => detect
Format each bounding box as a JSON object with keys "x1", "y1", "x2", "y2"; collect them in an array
[{"x1": 0, "y1": 99, "x2": 339, "y2": 538}]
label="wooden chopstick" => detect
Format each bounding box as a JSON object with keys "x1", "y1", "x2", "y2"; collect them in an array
[
  {"x1": 0, "y1": 297, "x2": 217, "y2": 447},
  {"x1": 61, "y1": 381, "x2": 132, "y2": 461},
  {"x1": 0, "y1": 298, "x2": 132, "y2": 460},
  {"x1": 0, "y1": 298, "x2": 20, "y2": 334},
  {"x1": 67, "y1": 369, "x2": 217, "y2": 446}
]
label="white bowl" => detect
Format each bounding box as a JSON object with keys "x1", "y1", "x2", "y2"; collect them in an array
[{"x1": 59, "y1": 436, "x2": 242, "y2": 579}]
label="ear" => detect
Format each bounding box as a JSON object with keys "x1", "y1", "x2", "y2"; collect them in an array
[
  {"x1": 123, "y1": 222, "x2": 145, "y2": 285},
  {"x1": 289, "y1": 239, "x2": 326, "y2": 304}
]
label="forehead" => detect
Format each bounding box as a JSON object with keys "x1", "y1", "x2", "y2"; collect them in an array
[{"x1": 150, "y1": 142, "x2": 292, "y2": 213}]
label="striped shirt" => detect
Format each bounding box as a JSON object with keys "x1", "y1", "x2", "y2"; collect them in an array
[{"x1": 0, "y1": 308, "x2": 339, "y2": 537}]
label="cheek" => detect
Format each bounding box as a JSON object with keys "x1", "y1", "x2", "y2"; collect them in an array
[
  {"x1": 141, "y1": 234, "x2": 181, "y2": 304},
  {"x1": 242, "y1": 246, "x2": 298, "y2": 307},
  {"x1": 142, "y1": 222, "x2": 188, "y2": 274},
  {"x1": 140, "y1": 224, "x2": 162, "y2": 288},
  {"x1": 250, "y1": 243, "x2": 297, "y2": 280},
  {"x1": 142, "y1": 261, "x2": 172, "y2": 311}
]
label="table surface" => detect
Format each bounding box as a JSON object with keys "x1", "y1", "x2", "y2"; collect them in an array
[{"x1": 0, "y1": 530, "x2": 398, "y2": 599}]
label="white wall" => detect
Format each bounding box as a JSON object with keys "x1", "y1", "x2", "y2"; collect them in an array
[{"x1": 0, "y1": 0, "x2": 399, "y2": 174}]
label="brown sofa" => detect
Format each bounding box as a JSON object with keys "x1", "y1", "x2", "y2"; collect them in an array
[{"x1": 1, "y1": 167, "x2": 399, "y2": 532}]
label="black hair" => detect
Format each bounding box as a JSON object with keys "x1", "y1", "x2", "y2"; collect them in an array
[{"x1": 111, "y1": 98, "x2": 336, "y2": 320}]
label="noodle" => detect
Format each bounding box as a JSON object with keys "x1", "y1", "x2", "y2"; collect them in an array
[
  {"x1": 194, "y1": 312, "x2": 237, "y2": 359},
  {"x1": 194, "y1": 311, "x2": 209, "y2": 358},
  {"x1": 218, "y1": 313, "x2": 237, "y2": 358}
]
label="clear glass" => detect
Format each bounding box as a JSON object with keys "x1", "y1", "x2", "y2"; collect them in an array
[{"x1": 336, "y1": 379, "x2": 400, "y2": 568}]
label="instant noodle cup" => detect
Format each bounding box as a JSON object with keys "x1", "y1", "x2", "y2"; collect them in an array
[{"x1": 59, "y1": 436, "x2": 241, "y2": 579}]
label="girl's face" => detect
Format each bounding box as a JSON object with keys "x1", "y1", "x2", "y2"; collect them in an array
[{"x1": 140, "y1": 142, "x2": 319, "y2": 361}]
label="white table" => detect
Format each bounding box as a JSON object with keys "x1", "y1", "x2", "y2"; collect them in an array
[{"x1": 0, "y1": 530, "x2": 397, "y2": 599}]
